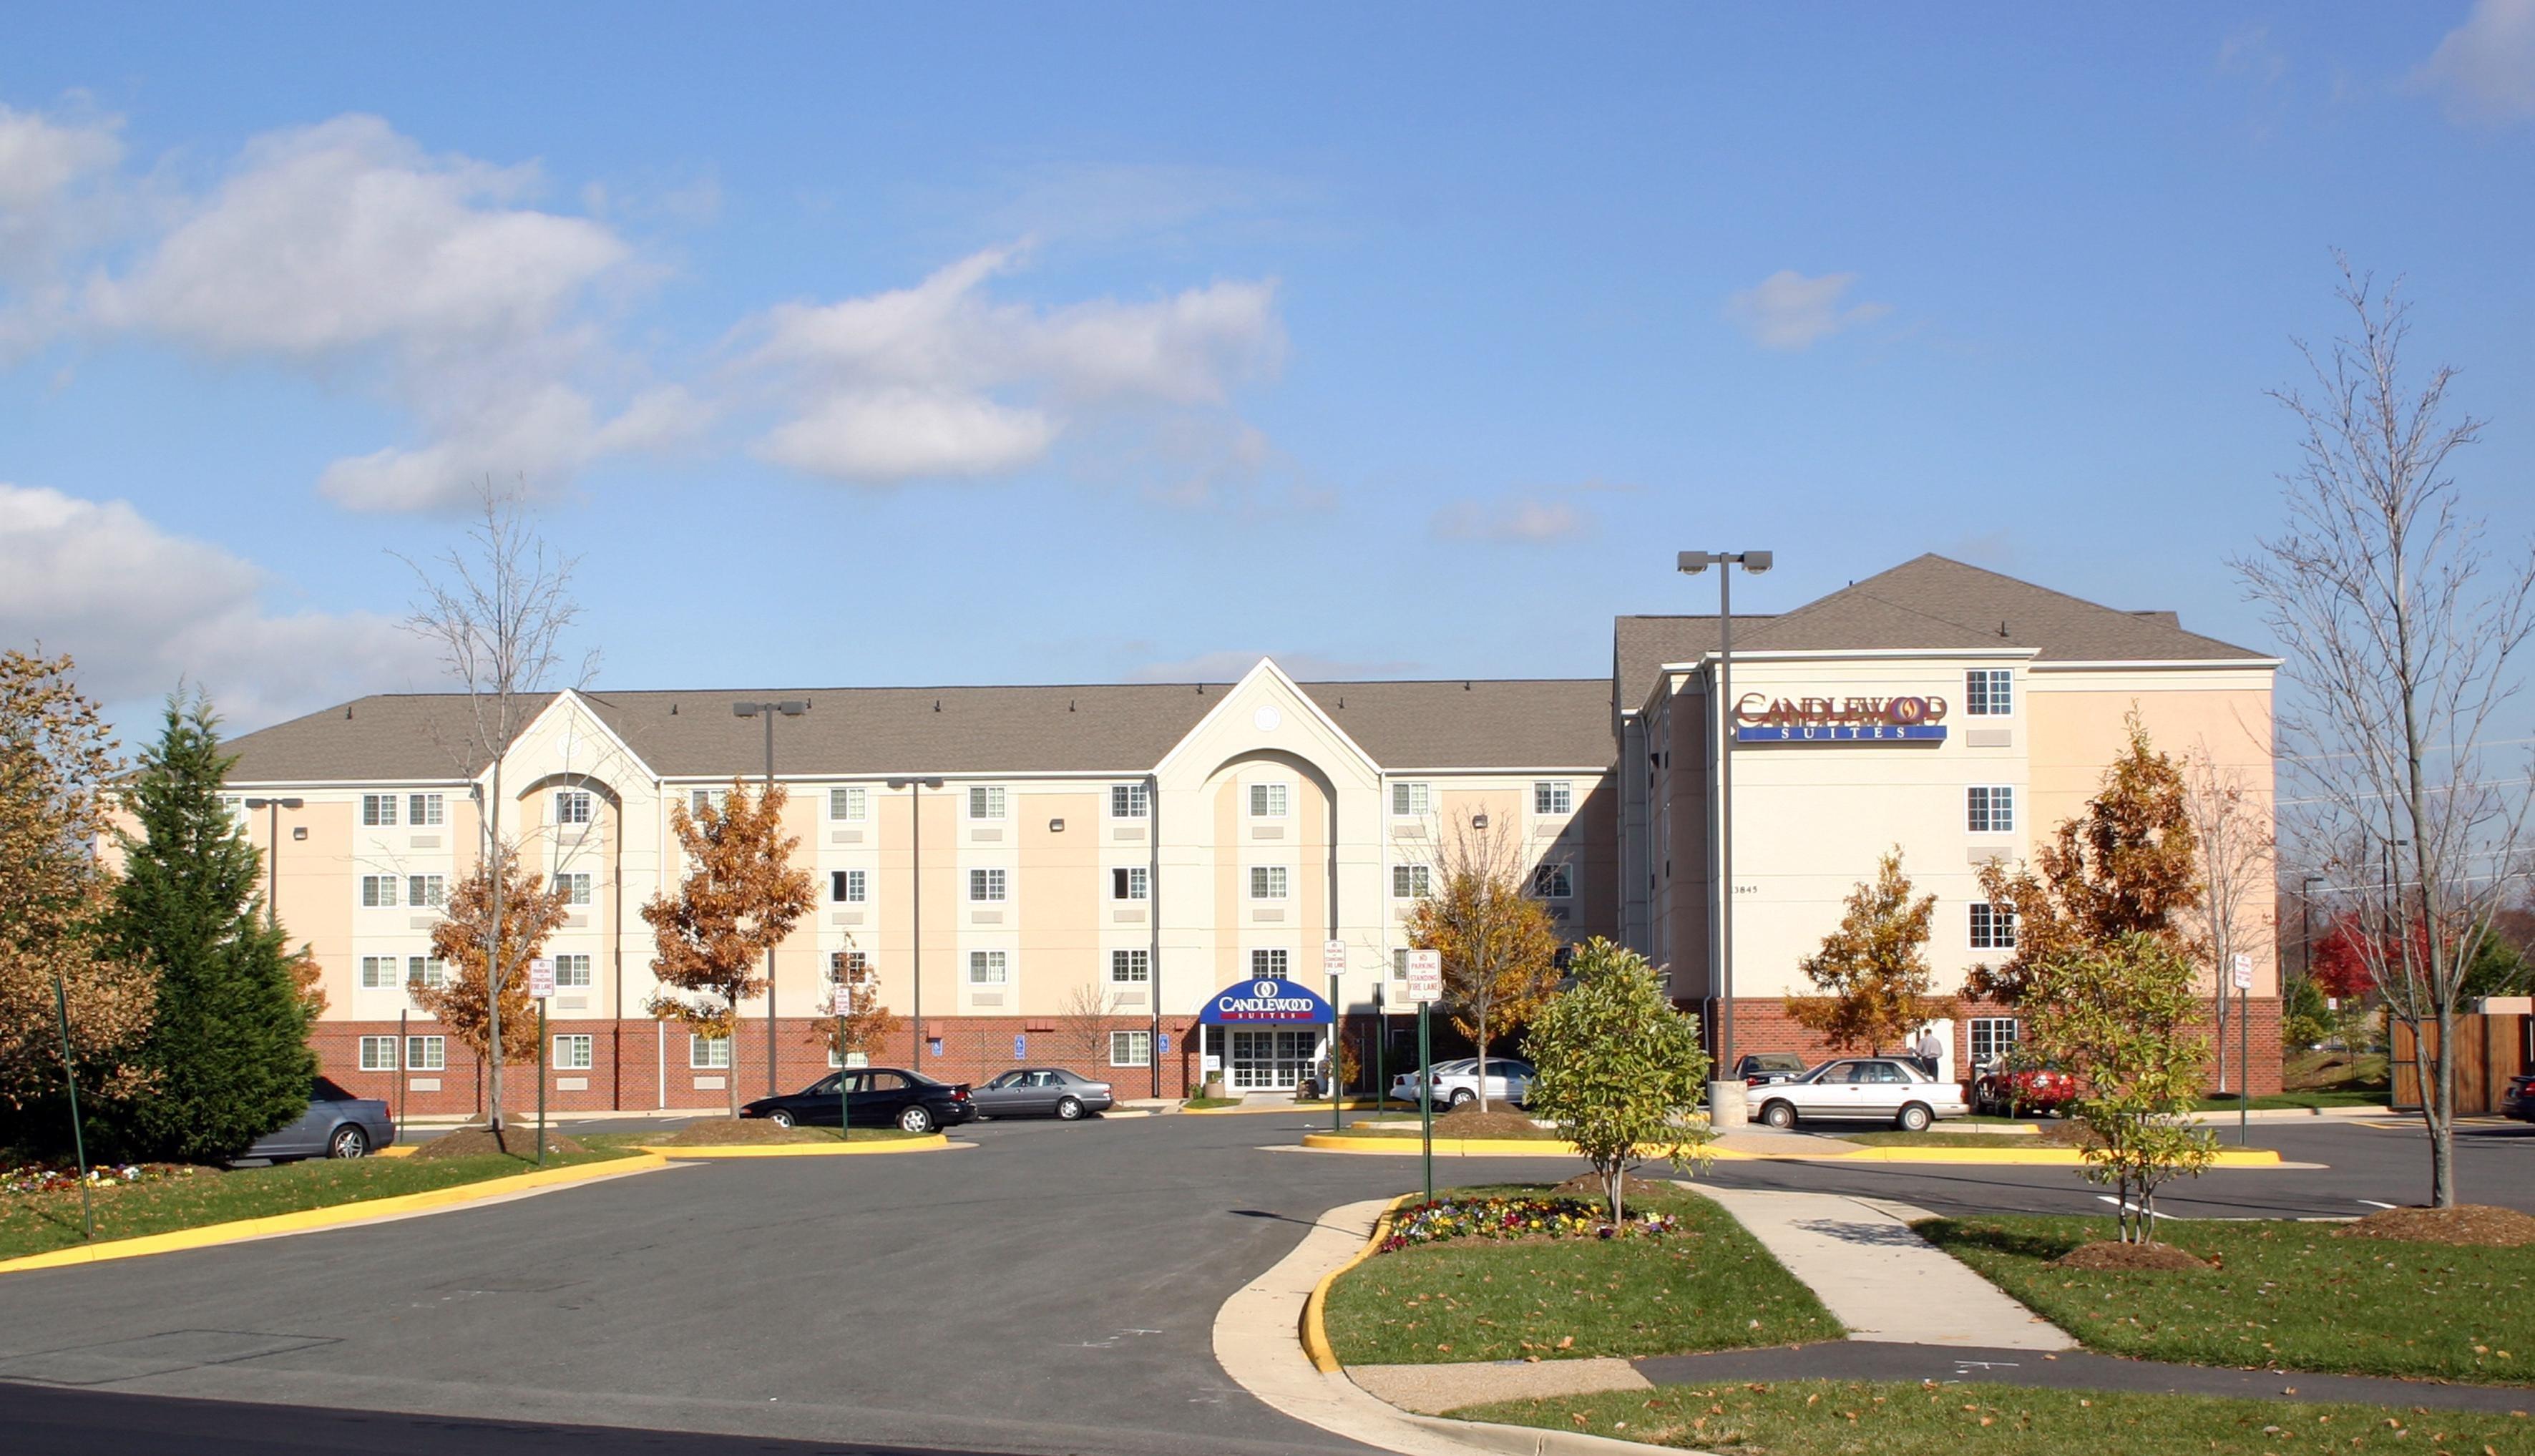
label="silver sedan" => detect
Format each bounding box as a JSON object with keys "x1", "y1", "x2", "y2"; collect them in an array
[
  {"x1": 969, "y1": 1067, "x2": 1115, "y2": 1120},
  {"x1": 1749, "y1": 1057, "x2": 1968, "y2": 1132}
]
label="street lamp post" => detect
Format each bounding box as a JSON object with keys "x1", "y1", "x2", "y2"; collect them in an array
[
  {"x1": 887, "y1": 778, "x2": 945, "y2": 1068},
  {"x1": 735, "y1": 700, "x2": 809, "y2": 1098},
  {"x1": 242, "y1": 797, "x2": 305, "y2": 927},
  {"x1": 1676, "y1": 549, "x2": 1772, "y2": 1126}
]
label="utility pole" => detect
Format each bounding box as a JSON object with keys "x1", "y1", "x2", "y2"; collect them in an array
[
  {"x1": 734, "y1": 700, "x2": 808, "y2": 1098},
  {"x1": 889, "y1": 778, "x2": 944, "y2": 1066},
  {"x1": 1676, "y1": 549, "x2": 1773, "y2": 1130}
]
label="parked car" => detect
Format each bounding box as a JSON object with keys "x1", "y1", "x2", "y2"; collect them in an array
[
  {"x1": 1389, "y1": 1057, "x2": 1535, "y2": 1109},
  {"x1": 740, "y1": 1067, "x2": 977, "y2": 1133},
  {"x1": 1737, "y1": 1052, "x2": 1810, "y2": 1087},
  {"x1": 2504, "y1": 1074, "x2": 2535, "y2": 1123},
  {"x1": 244, "y1": 1077, "x2": 396, "y2": 1161},
  {"x1": 971, "y1": 1067, "x2": 1114, "y2": 1120},
  {"x1": 1973, "y1": 1055, "x2": 2079, "y2": 1118},
  {"x1": 1749, "y1": 1057, "x2": 1969, "y2": 1132}
]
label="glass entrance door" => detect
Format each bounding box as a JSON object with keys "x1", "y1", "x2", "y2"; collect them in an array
[{"x1": 1229, "y1": 1029, "x2": 1317, "y2": 1090}]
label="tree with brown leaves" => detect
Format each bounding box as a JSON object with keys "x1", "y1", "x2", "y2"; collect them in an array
[
  {"x1": 414, "y1": 845, "x2": 571, "y2": 1078},
  {"x1": 643, "y1": 781, "x2": 816, "y2": 1117},
  {"x1": 1788, "y1": 848, "x2": 1955, "y2": 1055},
  {"x1": 817, "y1": 949, "x2": 901, "y2": 1067},
  {"x1": 1403, "y1": 816, "x2": 1561, "y2": 1111},
  {"x1": 1967, "y1": 712, "x2": 2201, "y2": 1004}
]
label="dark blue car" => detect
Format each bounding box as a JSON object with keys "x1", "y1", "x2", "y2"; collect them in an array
[{"x1": 244, "y1": 1076, "x2": 396, "y2": 1161}]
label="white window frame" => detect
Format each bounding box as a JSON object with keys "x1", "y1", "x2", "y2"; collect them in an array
[
  {"x1": 359, "y1": 1035, "x2": 399, "y2": 1071},
  {"x1": 359, "y1": 955, "x2": 399, "y2": 989},
  {"x1": 1110, "y1": 1030, "x2": 1153, "y2": 1067},
  {"x1": 969, "y1": 867, "x2": 1007, "y2": 902},
  {"x1": 1249, "y1": 865, "x2": 1289, "y2": 900},
  {"x1": 829, "y1": 786, "x2": 868, "y2": 821},
  {"x1": 405, "y1": 955, "x2": 446, "y2": 988},
  {"x1": 830, "y1": 950, "x2": 872, "y2": 986},
  {"x1": 1392, "y1": 864, "x2": 1432, "y2": 899},
  {"x1": 1251, "y1": 947, "x2": 1291, "y2": 979},
  {"x1": 689, "y1": 1034, "x2": 731, "y2": 1069},
  {"x1": 1391, "y1": 948, "x2": 1411, "y2": 980},
  {"x1": 1110, "y1": 948, "x2": 1150, "y2": 984},
  {"x1": 405, "y1": 1035, "x2": 446, "y2": 1071},
  {"x1": 1532, "y1": 862, "x2": 1574, "y2": 899},
  {"x1": 1391, "y1": 781, "x2": 1430, "y2": 816},
  {"x1": 556, "y1": 790, "x2": 595, "y2": 825},
  {"x1": 1968, "y1": 902, "x2": 2017, "y2": 950},
  {"x1": 409, "y1": 792, "x2": 445, "y2": 826},
  {"x1": 1966, "y1": 785, "x2": 2016, "y2": 834},
  {"x1": 967, "y1": 950, "x2": 1009, "y2": 986},
  {"x1": 1249, "y1": 782, "x2": 1289, "y2": 819},
  {"x1": 407, "y1": 874, "x2": 447, "y2": 908},
  {"x1": 1112, "y1": 866, "x2": 1150, "y2": 901},
  {"x1": 1969, "y1": 1017, "x2": 2021, "y2": 1067},
  {"x1": 553, "y1": 953, "x2": 592, "y2": 988},
  {"x1": 1965, "y1": 669, "x2": 2014, "y2": 718},
  {"x1": 833, "y1": 869, "x2": 868, "y2": 904},
  {"x1": 1533, "y1": 780, "x2": 1574, "y2": 816},
  {"x1": 687, "y1": 788, "x2": 727, "y2": 816},
  {"x1": 1110, "y1": 783, "x2": 1150, "y2": 819},
  {"x1": 361, "y1": 793, "x2": 399, "y2": 827},
  {"x1": 554, "y1": 1033, "x2": 594, "y2": 1070},
  {"x1": 555, "y1": 872, "x2": 591, "y2": 907},
  {"x1": 968, "y1": 785, "x2": 1007, "y2": 820},
  {"x1": 360, "y1": 875, "x2": 399, "y2": 908}
]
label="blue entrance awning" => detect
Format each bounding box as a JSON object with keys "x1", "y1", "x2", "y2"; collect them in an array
[{"x1": 1198, "y1": 978, "x2": 1334, "y2": 1025}]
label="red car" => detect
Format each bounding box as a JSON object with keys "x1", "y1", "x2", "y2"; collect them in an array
[{"x1": 1973, "y1": 1060, "x2": 2076, "y2": 1118}]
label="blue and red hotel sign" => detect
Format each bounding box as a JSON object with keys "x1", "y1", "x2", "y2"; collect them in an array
[
  {"x1": 1199, "y1": 979, "x2": 1335, "y2": 1025},
  {"x1": 1733, "y1": 691, "x2": 1948, "y2": 744}
]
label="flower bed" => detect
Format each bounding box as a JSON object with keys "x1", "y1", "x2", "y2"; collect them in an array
[
  {"x1": 1380, "y1": 1193, "x2": 1676, "y2": 1251},
  {"x1": 1, "y1": 1162, "x2": 197, "y2": 1196}
]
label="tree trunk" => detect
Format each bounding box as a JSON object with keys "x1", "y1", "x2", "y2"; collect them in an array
[
  {"x1": 485, "y1": 762, "x2": 504, "y2": 1133},
  {"x1": 2431, "y1": 1002, "x2": 2457, "y2": 1208},
  {"x1": 729, "y1": 1009, "x2": 743, "y2": 1119}
]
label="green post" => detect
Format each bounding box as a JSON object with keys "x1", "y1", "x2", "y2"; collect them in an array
[
  {"x1": 1417, "y1": 1002, "x2": 1434, "y2": 1206},
  {"x1": 51, "y1": 972, "x2": 94, "y2": 1241},
  {"x1": 2239, "y1": 978, "x2": 2251, "y2": 1146},
  {"x1": 536, "y1": 1000, "x2": 547, "y2": 1167},
  {"x1": 836, "y1": 972, "x2": 849, "y2": 1142},
  {"x1": 1332, "y1": 974, "x2": 1344, "y2": 1135},
  {"x1": 1372, "y1": 986, "x2": 1386, "y2": 1121}
]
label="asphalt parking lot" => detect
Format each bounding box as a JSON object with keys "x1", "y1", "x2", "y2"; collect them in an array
[{"x1": 3, "y1": 1110, "x2": 2529, "y2": 1455}]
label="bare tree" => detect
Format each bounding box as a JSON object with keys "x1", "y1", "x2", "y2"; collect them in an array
[
  {"x1": 2179, "y1": 746, "x2": 2275, "y2": 1094},
  {"x1": 1054, "y1": 983, "x2": 1121, "y2": 1070},
  {"x1": 401, "y1": 482, "x2": 595, "y2": 1131},
  {"x1": 2233, "y1": 259, "x2": 2535, "y2": 1208}
]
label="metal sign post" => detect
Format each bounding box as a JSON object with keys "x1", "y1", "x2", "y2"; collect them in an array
[
  {"x1": 529, "y1": 957, "x2": 555, "y2": 1166},
  {"x1": 2232, "y1": 953, "x2": 2255, "y2": 1145},
  {"x1": 1372, "y1": 982, "x2": 1386, "y2": 1120},
  {"x1": 1324, "y1": 939, "x2": 1349, "y2": 1132},
  {"x1": 836, "y1": 977, "x2": 853, "y2": 1137},
  {"x1": 50, "y1": 972, "x2": 94, "y2": 1241},
  {"x1": 1406, "y1": 949, "x2": 1443, "y2": 1205}
]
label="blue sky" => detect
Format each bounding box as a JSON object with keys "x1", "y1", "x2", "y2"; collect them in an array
[{"x1": 4, "y1": 4, "x2": 2530, "y2": 736}]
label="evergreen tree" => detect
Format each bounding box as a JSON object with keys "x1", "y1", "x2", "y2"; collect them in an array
[{"x1": 109, "y1": 693, "x2": 314, "y2": 1162}]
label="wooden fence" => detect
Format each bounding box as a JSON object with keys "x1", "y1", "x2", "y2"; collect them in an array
[{"x1": 2390, "y1": 1013, "x2": 2534, "y2": 1113}]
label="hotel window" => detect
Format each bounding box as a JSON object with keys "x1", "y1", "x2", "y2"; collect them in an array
[
  {"x1": 687, "y1": 788, "x2": 727, "y2": 816},
  {"x1": 1110, "y1": 949, "x2": 1150, "y2": 984},
  {"x1": 405, "y1": 956, "x2": 446, "y2": 989},
  {"x1": 832, "y1": 869, "x2": 867, "y2": 903},
  {"x1": 555, "y1": 1034, "x2": 594, "y2": 1070},
  {"x1": 1965, "y1": 669, "x2": 2013, "y2": 717},
  {"x1": 360, "y1": 876, "x2": 399, "y2": 907},
  {"x1": 1250, "y1": 865, "x2": 1289, "y2": 899},
  {"x1": 1249, "y1": 782, "x2": 1288, "y2": 818},
  {"x1": 1968, "y1": 902, "x2": 2018, "y2": 950},
  {"x1": 409, "y1": 792, "x2": 444, "y2": 826},
  {"x1": 1110, "y1": 1030, "x2": 1153, "y2": 1067},
  {"x1": 1110, "y1": 783, "x2": 1150, "y2": 819},
  {"x1": 1392, "y1": 864, "x2": 1432, "y2": 899},
  {"x1": 830, "y1": 951, "x2": 871, "y2": 985},
  {"x1": 555, "y1": 872, "x2": 591, "y2": 907},
  {"x1": 1531, "y1": 863, "x2": 1573, "y2": 899},
  {"x1": 1533, "y1": 781, "x2": 1573, "y2": 815},
  {"x1": 690, "y1": 1035, "x2": 730, "y2": 1070},
  {"x1": 1391, "y1": 781, "x2": 1430, "y2": 816},
  {"x1": 969, "y1": 785, "x2": 1006, "y2": 819},
  {"x1": 553, "y1": 954, "x2": 592, "y2": 988},
  {"x1": 407, "y1": 874, "x2": 446, "y2": 908},
  {"x1": 358, "y1": 1035, "x2": 399, "y2": 1072},
  {"x1": 361, "y1": 793, "x2": 399, "y2": 827},
  {"x1": 1966, "y1": 785, "x2": 2016, "y2": 834},
  {"x1": 829, "y1": 786, "x2": 866, "y2": 821},
  {"x1": 967, "y1": 950, "x2": 1009, "y2": 986},
  {"x1": 550, "y1": 789, "x2": 591, "y2": 825},
  {"x1": 359, "y1": 955, "x2": 399, "y2": 989},
  {"x1": 1969, "y1": 1017, "x2": 2021, "y2": 1069},
  {"x1": 1391, "y1": 948, "x2": 1410, "y2": 981},
  {"x1": 1112, "y1": 866, "x2": 1150, "y2": 901},
  {"x1": 969, "y1": 868, "x2": 1007, "y2": 902},
  {"x1": 405, "y1": 1035, "x2": 446, "y2": 1071},
  {"x1": 1251, "y1": 948, "x2": 1291, "y2": 979}
]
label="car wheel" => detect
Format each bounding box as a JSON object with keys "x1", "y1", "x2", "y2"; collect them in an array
[
  {"x1": 1897, "y1": 1103, "x2": 1933, "y2": 1133},
  {"x1": 327, "y1": 1125, "x2": 370, "y2": 1159},
  {"x1": 1055, "y1": 1096, "x2": 1084, "y2": 1121},
  {"x1": 897, "y1": 1105, "x2": 934, "y2": 1134},
  {"x1": 767, "y1": 1108, "x2": 796, "y2": 1129},
  {"x1": 1449, "y1": 1088, "x2": 1477, "y2": 1108},
  {"x1": 1761, "y1": 1100, "x2": 1797, "y2": 1130}
]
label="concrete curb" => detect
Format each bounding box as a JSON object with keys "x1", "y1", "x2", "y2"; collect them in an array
[
  {"x1": 1300, "y1": 1133, "x2": 1584, "y2": 1157},
  {"x1": 1181, "y1": 1099, "x2": 1400, "y2": 1116},
  {"x1": 633, "y1": 1134, "x2": 957, "y2": 1158},
  {"x1": 1296, "y1": 1133, "x2": 2286, "y2": 1167},
  {"x1": 1301, "y1": 1193, "x2": 1415, "y2": 1372},
  {"x1": 0, "y1": 1153, "x2": 672, "y2": 1278}
]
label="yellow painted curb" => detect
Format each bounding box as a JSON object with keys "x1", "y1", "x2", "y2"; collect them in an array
[
  {"x1": 1300, "y1": 1192, "x2": 1417, "y2": 1373},
  {"x1": 374, "y1": 1144, "x2": 419, "y2": 1158},
  {"x1": 1301, "y1": 1133, "x2": 1584, "y2": 1156},
  {"x1": 0, "y1": 1153, "x2": 670, "y2": 1277},
  {"x1": 1300, "y1": 1135, "x2": 2284, "y2": 1167},
  {"x1": 1181, "y1": 1100, "x2": 1399, "y2": 1116},
  {"x1": 635, "y1": 1134, "x2": 953, "y2": 1158}
]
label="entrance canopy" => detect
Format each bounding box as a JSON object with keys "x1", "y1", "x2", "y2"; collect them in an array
[{"x1": 1198, "y1": 978, "x2": 1334, "y2": 1025}]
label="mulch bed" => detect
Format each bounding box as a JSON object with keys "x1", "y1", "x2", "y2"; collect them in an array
[
  {"x1": 1434, "y1": 1108, "x2": 1550, "y2": 1139},
  {"x1": 412, "y1": 1126, "x2": 588, "y2": 1160},
  {"x1": 2050, "y1": 1240, "x2": 2212, "y2": 1272},
  {"x1": 652, "y1": 1118, "x2": 823, "y2": 1147},
  {"x1": 1550, "y1": 1171, "x2": 1675, "y2": 1203},
  {"x1": 2336, "y1": 1203, "x2": 2535, "y2": 1247}
]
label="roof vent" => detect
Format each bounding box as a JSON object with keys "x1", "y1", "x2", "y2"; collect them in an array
[
  {"x1": 934, "y1": 699, "x2": 941, "y2": 712},
  {"x1": 345, "y1": 705, "x2": 354, "y2": 719},
  {"x1": 1998, "y1": 620, "x2": 2011, "y2": 637},
  {"x1": 670, "y1": 703, "x2": 678, "y2": 715},
  {"x1": 1068, "y1": 699, "x2": 1075, "y2": 712},
  {"x1": 1463, "y1": 681, "x2": 1471, "y2": 690},
  {"x1": 1337, "y1": 695, "x2": 1344, "y2": 708}
]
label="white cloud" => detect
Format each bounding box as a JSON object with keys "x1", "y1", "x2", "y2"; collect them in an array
[
  {"x1": 2413, "y1": 0, "x2": 2535, "y2": 124},
  {"x1": 1724, "y1": 269, "x2": 1891, "y2": 351},
  {"x1": 0, "y1": 482, "x2": 434, "y2": 729},
  {"x1": 744, "y1": 245, "x2": 1284, "y2": 484},
  {"x1": 0, "y1": 102, "x2": 123, "y2": 357}
]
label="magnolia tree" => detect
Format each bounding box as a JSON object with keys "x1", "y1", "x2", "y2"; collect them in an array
[
  {"x1": 2023, "y1": 933, "x2": 2219, "y2": 1244},
  {"x1": 1523, "y1": 938, "x2": 1712, "y2": 1223},
  {"x1": 1402, "y1": 816, "x2": 1561, "y2": 1110},
  {"x1": 1788, "y1": 848, "x2": 1955, "y2": 1054},
  {"x1": 414, "y1": 845, "x2": 572, "y2": 1076},
  {"x1": 643, "y1": 781, "x2": 815, "y2": 1118}
]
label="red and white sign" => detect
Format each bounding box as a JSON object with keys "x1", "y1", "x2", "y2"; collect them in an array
[
  {"x1": 2231, "y1": 953, "x2": 2255, "y2": 992},
  {"x1": 528, "y1": 957, "x2": 555, "y2": 1000},
  {"x1": 1323, "y1": 939, "x2": 1348, "y2": 977},
  {"x1": 1405, "y1": 949, "x2": 1443, "y2": 1004},
  {"x1": 833, "y1": 985, "x2": 856, "y2": 1017}
]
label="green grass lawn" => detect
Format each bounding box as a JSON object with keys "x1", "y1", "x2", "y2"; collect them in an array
[
  {"x1": 1918, "y1": 1213, "x2": 2535, "y2": 1384},
  {"x1": 0, "y1": 1147, "x2": 638, "y2": 1261},
  {"x1": 1452, "y1": 1379, "x2": 2534, "y2": 1454},
  {"x1": 1181, "y1": 1097, "x2": 1242, "y2": 1110},
  {"x1": 1322, "y1": 1183, "x2": 1840, "y2": 1364}
]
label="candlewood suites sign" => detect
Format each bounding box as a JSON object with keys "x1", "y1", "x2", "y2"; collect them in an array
[{"x1": 1733, "y1": 691, "x2": 1948, "y2": 744}]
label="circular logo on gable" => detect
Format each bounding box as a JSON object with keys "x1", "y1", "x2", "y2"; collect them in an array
[
  {"x1": 1253, "y1": 705, "x2": 1281, "y2": 731},
  {"x1": 1251, "y1": 980, "x2": 1279, "y2": 999}
]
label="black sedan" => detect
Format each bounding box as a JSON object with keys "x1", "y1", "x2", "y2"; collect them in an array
[
  {"x1": 740, "y1": 1067, "x2": 976, "y2": 1133},
  {"x1": 971, "y1": 1067, "x2": 1114, "y2": 1120},
  {"x1": 243, "y1": 1077, "x2": 396, "y2": 1161}
]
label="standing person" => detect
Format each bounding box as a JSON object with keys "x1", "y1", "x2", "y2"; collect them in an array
[{"x1": 1913, "y1": 1024, "x2": 1945, "y2": 1080}]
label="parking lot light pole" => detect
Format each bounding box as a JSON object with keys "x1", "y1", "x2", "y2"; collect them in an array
[
  {"x1": 242, "y1": 797, "x2": 305, "y2": 927},
  {"x1": 735, "y1": 700, "x2": 809, "y2": 1098},
  {"x1": 887, "y1": 778, "x2": 945, "y2": 1069},
  {"x1": 1675, "y1": 549, "x2": 1772, "y2": 1123}
]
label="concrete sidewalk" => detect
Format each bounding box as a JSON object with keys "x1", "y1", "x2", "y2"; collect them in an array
[{"x1": 1694, "y1": 1186, "x2": 2074, "y2": 1350}]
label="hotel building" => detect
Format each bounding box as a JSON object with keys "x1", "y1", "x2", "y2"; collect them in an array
[{"x1": 215, "y1": 554, "x2": 2280, "y2": 1111}]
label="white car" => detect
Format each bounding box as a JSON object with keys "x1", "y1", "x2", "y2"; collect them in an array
[
  {"x1": 1747, "y1": 1056, "x2": 1968, "y2": 1132},
  {"x1": 1390, "y1": 1057, "x2": 1534, "y2": 1109}
]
